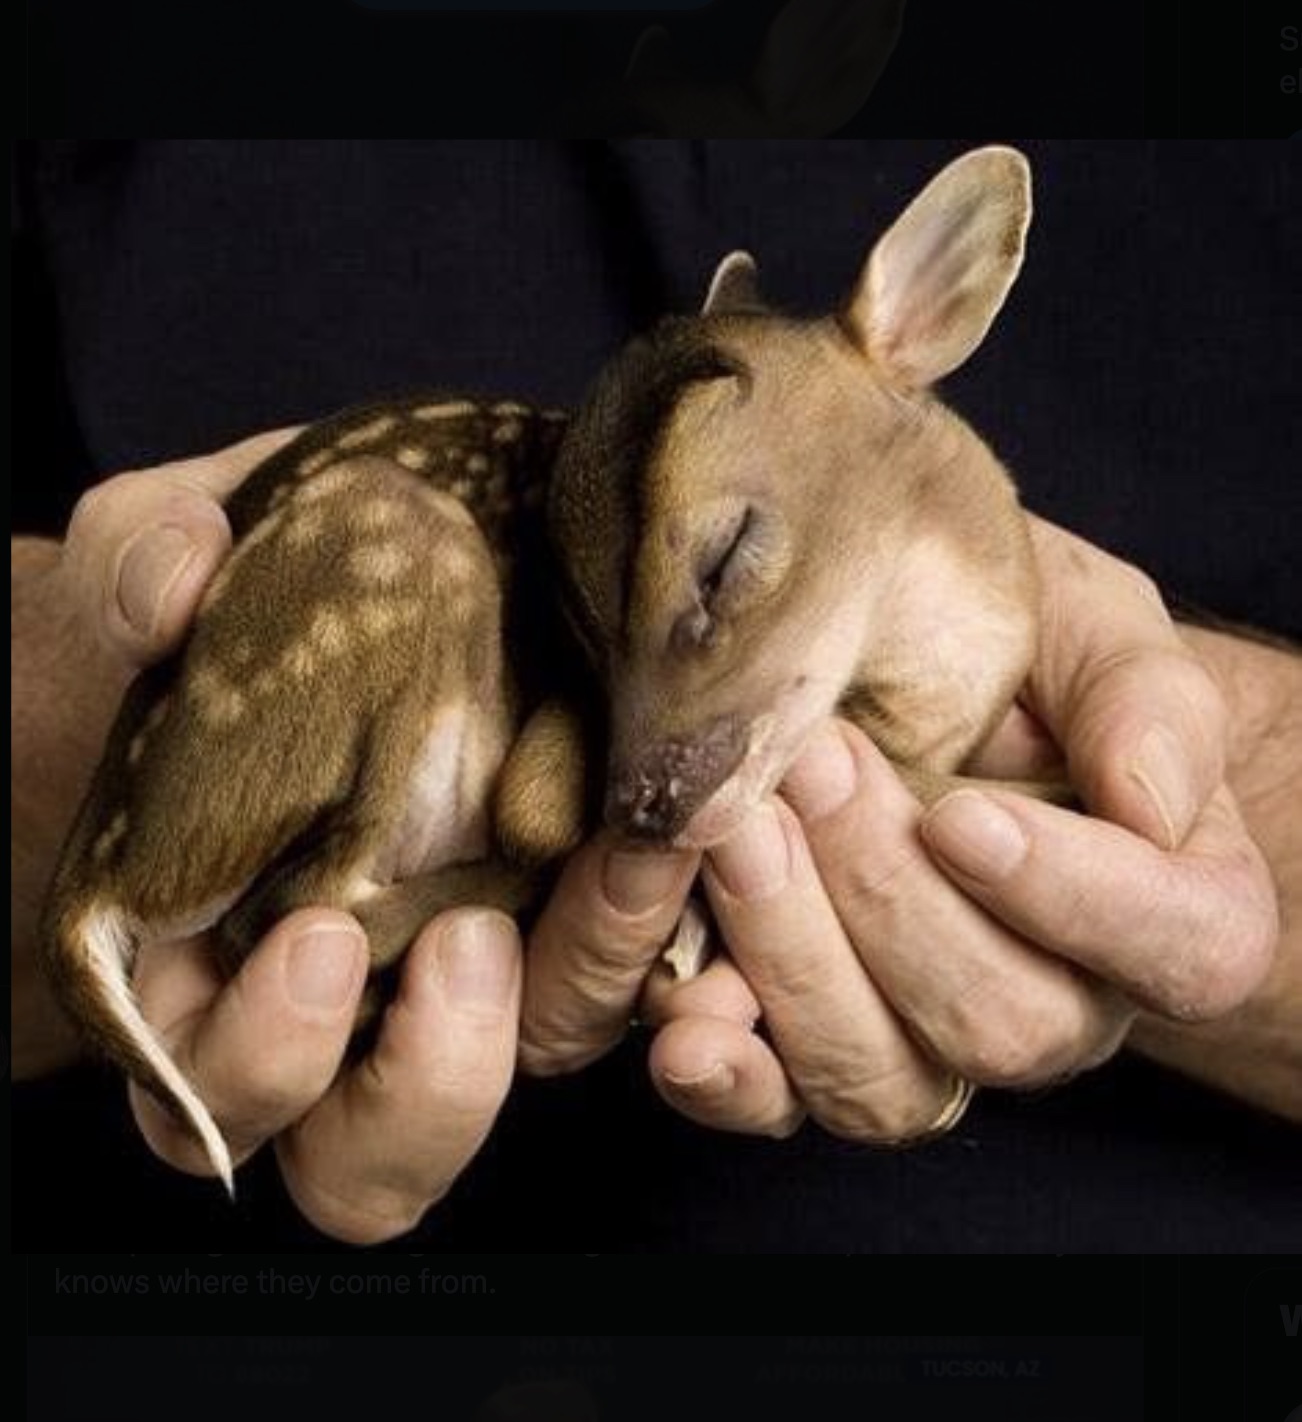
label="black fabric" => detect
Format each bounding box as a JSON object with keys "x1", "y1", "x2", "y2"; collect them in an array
[
  {"x1": 12, "y1": 140, "x2": 1302, "y2": 1251},
  {"x1": 24, "y1": 4, "x2": 1149, "y2": 132}
]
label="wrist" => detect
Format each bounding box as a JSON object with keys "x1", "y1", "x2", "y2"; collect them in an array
[
  {"x1": 1130, "y1": 624, "x2": 1302, "y2": 1121},
  {"x1": 1179, "y1": 624, "x2": 1302, "y2": 795}
]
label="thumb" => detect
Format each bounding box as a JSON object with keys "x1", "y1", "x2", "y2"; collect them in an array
[
  {"x1": 60, "y1": 428, "x2": 300, "y2": 669},
  {"x1": 1023, "y1": 518, "x2": 1227, "y2": 849}
]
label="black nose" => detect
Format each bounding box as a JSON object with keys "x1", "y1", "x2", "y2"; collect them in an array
[{"x1": 605, "y1": 717, "x2": 745, "y2": 843}]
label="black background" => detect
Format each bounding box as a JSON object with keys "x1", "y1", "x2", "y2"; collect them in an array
[
  {"x1": 12, "y1": 141, "x2": 1302, "y2": 1253},
  {"x1": 26, "y1": 1334, "x2": 1143, "y2": 1422},
  {"x1": 22, "y1": 3, "x2": 1302, "y2": 133},
  {"x1": 21, "y1": 0, "x2": 1152, "y2": 131},
  {"x1": 1244, "y1": 1269, "x2": 1302, "y2": 1422}
]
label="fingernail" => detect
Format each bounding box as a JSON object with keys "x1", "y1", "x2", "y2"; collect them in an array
[
  {"x1": 1130, "y1": 724, "x2": 1195, "y2": 849},
  {"x1": 604, "y1": 848, "x2": 688, "y2": 916},
  {"x1": 781, "y1": 721, "x2": 859, "y2": 821},
  {"x1": 923, "y1": 791, "x2": 1027, "y2": 880},
  {"x1": 286, "y1": 925, "x2": 366, "y2": 1012},
  {"x1": 439, "y1": 911, "x2": 518, "y2": 1008},
  {"x1": 709, "y1": 801, "x2": 792, "y2": 901},
  {"x1": 661, "y1": 1061, "x2": 735, "y2": 1099},
  {"x1": 116, "y1": 525, "x2": 197, "y2": 638}
]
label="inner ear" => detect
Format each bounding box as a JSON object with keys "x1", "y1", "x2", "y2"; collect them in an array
[
  {"x1": 702, "y1": 250, "x2": 764, "y2": 315},
  {"x1": 844, "y1": 146, "x2": 1032, "y2": 388}
]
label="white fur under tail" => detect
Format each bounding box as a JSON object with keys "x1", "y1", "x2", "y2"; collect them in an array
[
  {"x1": 662, "y1": 899, "x2": 713, "y2": 982},
  {"x1": 78, "y1": 904, "x2": 234, "y2": 1195}
]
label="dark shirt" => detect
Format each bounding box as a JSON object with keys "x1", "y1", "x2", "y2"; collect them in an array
[{"x1": 13, "y1": 140, "x2": 1302, "y2": 1251}]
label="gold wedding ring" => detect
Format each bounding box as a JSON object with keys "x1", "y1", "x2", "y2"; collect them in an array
[{"x1": 924, "y1": 1073, "x2": 976, "y2": 1138}]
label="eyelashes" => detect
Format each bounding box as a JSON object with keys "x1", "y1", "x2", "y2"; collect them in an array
[
  {"x1": 674, "y1": 503, "x2": 788, "y2": 653},
  {"x1": 697, "y1": 504, "x2": 755, "y2": 609}
]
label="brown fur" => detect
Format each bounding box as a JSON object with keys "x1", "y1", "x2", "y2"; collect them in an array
[{"x1": 44, "y1": 147, "x2": 1060, "y2": 1185}]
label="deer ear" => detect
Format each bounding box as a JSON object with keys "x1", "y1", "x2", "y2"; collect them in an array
[
  {"x1": 844, "y1": 146, "x2": 1032, "y2": 387},
  {"x1": 702, "y1": 250, "x2": 763, "y2": 315}
]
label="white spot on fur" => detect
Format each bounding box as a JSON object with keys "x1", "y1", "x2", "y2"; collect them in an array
[
  {"x1": 437, "y1": 543, "x2": 475, "y2": 578},
  {"x1": 414, "y1": 400, "x2": 479, "y2": 420},
  {"x1": 356, "y1": 599, "x2": 422, "y2": 637},
  {"x1": 93, "y1": 811, "x2": 129, "y2": 863},
  {"x1": 308, "y1": 608, "x2": 349, "y2": 655},
  {"x1": 395, "y1": 446, "x2": 431, "y2": 472},
  {"x1": 296, "y1": 448, "x2": 336, "y2": 478},
  {"x1": 492, "y1": 418, "x2": 523, "y2": 445},
  {"x1": 337, "y1": 414, "x2": 398, "y2": 450},
  {"x1": 189, "y1": 666, "x2": 246, "y2": 726},
  {"x1": 465, "y1": 453, "x2": 490, "y2": 475},
  {"x1": 284, "y1": 644, "x2": 318, "y2": 680},
  {"x1": 294, "y1": 466, "x2": 354, "y2": 504},
  {"x1": 348, "y1": 543, "x2": 415, "y2": 583}
]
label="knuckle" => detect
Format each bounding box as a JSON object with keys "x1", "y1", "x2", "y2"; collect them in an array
[
  {"x1": 745, "y1": 943, "x2": 833, "y2": 1005},
  {"x1": 68, "y1": 473, "x2": 127, "y2": 527},
  {"x1": 518, "y1": 1020, "x2": 616, "y2": 1077},
  {"x1": 1115, "y1": 560, "x2": 1165, "y2": 611},
  {"x1": 804, "y1": 1058, "x2": 935, "y2": 1143},
  {"x1": 833, "y1": 845, "x2": 927, "y2": 932},
  {"x1": 67, "y1": 471, "x2": 154, "y2": 542},
  {"x1": 949, "y1": 995, "x2": 1082, "y2": 1088}
]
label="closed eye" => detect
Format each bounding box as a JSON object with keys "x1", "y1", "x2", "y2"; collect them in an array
[{"x1": 698, "y1": 505, "x2": 754, "y2": 607}]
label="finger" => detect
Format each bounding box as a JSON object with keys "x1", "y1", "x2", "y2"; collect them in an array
[
  {"x1": 704, "y1": 796, "x2": 957, "y2": 1141},
  {"x1": 129, "y1": 910, "x2": 368, "y2": 1175},
  {"x1": 1022, "y1": 517, "x2": 1228, "y2": 847},
  {"x1": 781, "y1": 720, "x2": 1132, "y2": 1088},
  {"x1": 277, "y1": 909, "x2": 520, "y2": 1246},
  {"x1": 964, "y1": 700, "x2": 1065, "y2": 779},
  {"x1": 519, "y1": 833, "x2": 698, "y2": 1076},
  {"x1": 920, "y1": 783, "x2": 1279, "y2": 1022},
  {"x1": 649, "y1": 1016, "x2": 805, "y2": 1137},
  {"x1": 151, "y1": 427, "x2": 306, "y2": 500},
  {"x1": 638, "y1": 951, "x2": 761, "y2": 1030},
  {"x1": 61, "y1": 427, "x2": 302, "y2": 667}
]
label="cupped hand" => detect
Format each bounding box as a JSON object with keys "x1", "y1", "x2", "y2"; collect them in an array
[
  {"x1": 524, "y1": 516, "x2": 1280, "y2": 1142},
  {"x1": 20, "y1": 433, "x2": 522, "y2": 1243}
]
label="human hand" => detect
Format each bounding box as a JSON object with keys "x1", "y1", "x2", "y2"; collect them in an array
[
  {"x1": 13, "y1": 430, "x2": 285, "y2": 1076},
  {"x1": 524, "y1": 517, "x2": 1280, "y2": 1140},
  {"x1": 13, "y1": 434, "x2": 522, "y2": 1242}
]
